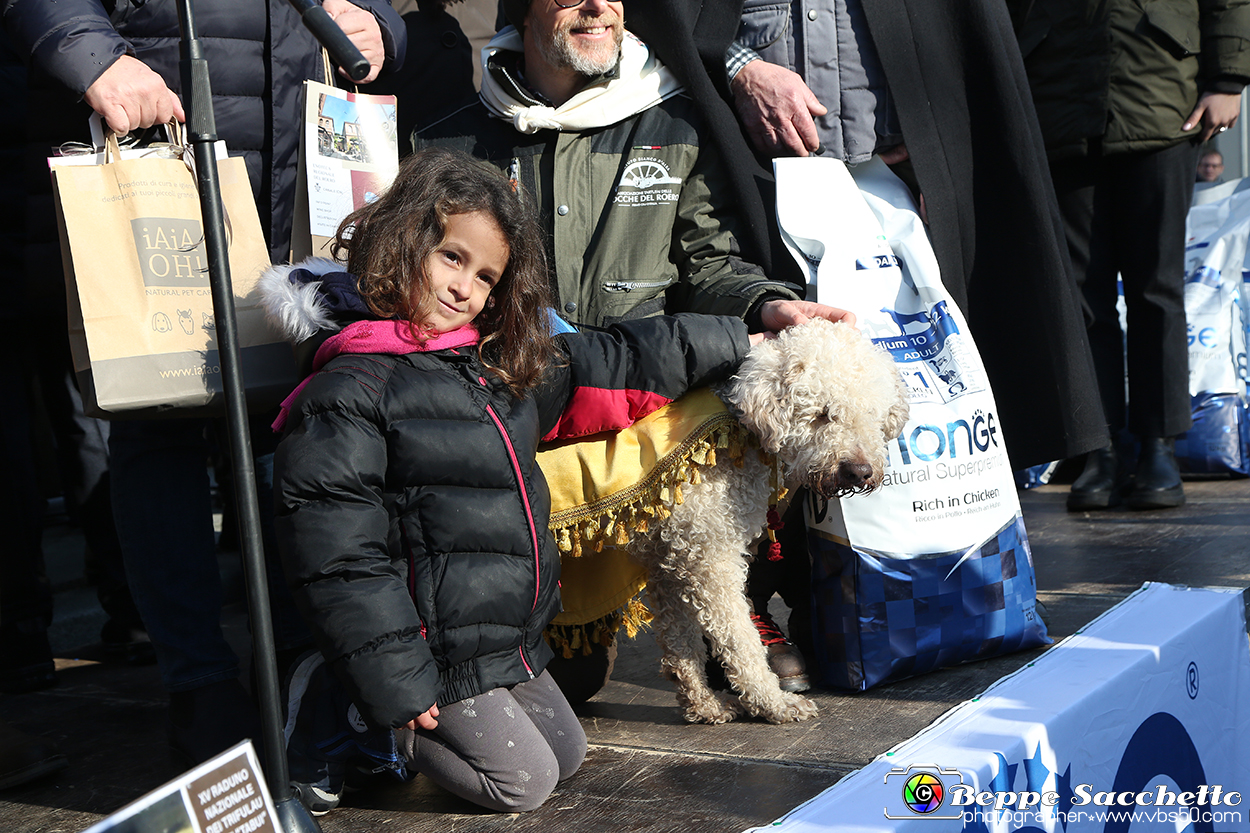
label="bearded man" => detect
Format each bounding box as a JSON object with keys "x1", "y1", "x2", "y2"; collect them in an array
[
  {"x1": 415, "y1": 0, "x2": 841, "y2": 332},
  {"x1": 415, "y1": 0, "x2": 851, "y2": 699}
]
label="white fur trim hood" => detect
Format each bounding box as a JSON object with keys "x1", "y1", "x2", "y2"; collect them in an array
[{"x1": 259, "y1": 257, "x2": 346, "y2": 344}]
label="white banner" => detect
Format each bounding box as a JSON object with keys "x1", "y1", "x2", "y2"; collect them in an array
[
  {"x1": 746, "y1": 583, "x2": 1250, "y2": 833},
  {"x1": 776, "y1": 157, "x2": 1020, "y2": 556}
]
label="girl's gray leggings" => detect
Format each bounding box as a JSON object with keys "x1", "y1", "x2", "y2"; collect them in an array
[{"x1": 394, "y1": 670, "x2": 587, "y2": 812}]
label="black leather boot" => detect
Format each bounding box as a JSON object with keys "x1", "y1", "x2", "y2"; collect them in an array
[
  {"x1": 1125, "y1": 437, "x2": 1185, "y2": 510},
  {"x1": 0, "y1": 620, "x2": 56, "y2": 694},
  {"x1": 167, "y1": 678, "x2": 263, "y2": 772},
  {"x1": 0, "y1": 721, "x2": 67, "y2": 789},
  {"x1": 1066, "y1": 445, "x2": 1122, "y2": 511}
]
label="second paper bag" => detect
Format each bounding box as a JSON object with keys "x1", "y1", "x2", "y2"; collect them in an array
[{"x1": 775, "y1": 157, "x2": 1049, "y2": 691}]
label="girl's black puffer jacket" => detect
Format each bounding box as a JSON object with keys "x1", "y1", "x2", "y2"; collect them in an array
[{"x1": 270, "y1": 271, "x2": 750, "y2": 729}]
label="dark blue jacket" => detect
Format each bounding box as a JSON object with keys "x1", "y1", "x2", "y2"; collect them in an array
[{"x1": 2, "y1": 0, "x2": 406, "y2": 263}]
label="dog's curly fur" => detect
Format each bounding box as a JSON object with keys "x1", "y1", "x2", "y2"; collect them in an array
[{"x1": 627, "y1": 319, "x2": 909, "y2": 724}]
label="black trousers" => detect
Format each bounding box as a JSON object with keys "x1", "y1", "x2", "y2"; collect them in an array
[{"x1": 1049, "y1": 140, "x2": 1199, "y2": 439}]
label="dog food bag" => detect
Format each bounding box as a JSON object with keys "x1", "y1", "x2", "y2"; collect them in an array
[
  {"x1": 775, "y1": 157, "x2": 1050, "y2": 691},
  {"x1": 1175, "y1": 180, "x2": 1250, "y2": 474}
]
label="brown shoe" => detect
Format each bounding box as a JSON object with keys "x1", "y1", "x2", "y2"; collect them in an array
[
  {"x1": 752, "y1": 613, "x2": 811, "y2": 693},
  {"x1": 0, "y1": 722, "x2": 67, "y2": 790}
]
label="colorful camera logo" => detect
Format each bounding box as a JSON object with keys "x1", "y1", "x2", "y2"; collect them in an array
[
  {"x1": 903, "y1": 771, "x2": 944, "y2": 813},
  {"x1": 883, "y1": 764, "x2": 966, "y2": 820}
]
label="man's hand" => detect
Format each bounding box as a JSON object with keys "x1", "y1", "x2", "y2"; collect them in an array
[
  {"x1": 404, "y1": 703, "x2": 440, "y2": 731},
  {"x1": 730, "y1": 60, "x2": 827, "y2": 157},
  {"x1": 324, "y1": 0, "x2": 386, "y2": 83},
  {"x1": 83, "y1": 55, "x2": 185, "y2": 135},
  {"x1": 1184, "y1": 92, "x2": 1241, "y2": 143},
  {"x1": 759, "y1": 299, "x2": 857, "y2": 332}
]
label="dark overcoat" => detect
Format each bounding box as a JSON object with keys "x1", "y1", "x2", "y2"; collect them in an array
[{"x1": 628, "y1": 0, "x2": 1108, "y2": 469}]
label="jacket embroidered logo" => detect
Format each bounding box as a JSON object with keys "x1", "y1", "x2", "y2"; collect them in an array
[{"x1": 615, "y1": 157, "x2": 682, "y2": 207}]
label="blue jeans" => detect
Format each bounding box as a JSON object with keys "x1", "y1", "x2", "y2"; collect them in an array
[{"x1": 110, "y1": 415, "x2": 309, "y2": 692}]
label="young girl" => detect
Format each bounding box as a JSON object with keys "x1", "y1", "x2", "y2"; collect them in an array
[{"x1": 265, "y1": 147, "x2": 763, "y2": 813}]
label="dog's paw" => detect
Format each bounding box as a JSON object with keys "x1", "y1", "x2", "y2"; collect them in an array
[
  {"x1": 768, "y1": 692, "x2": 819, "y2": 724},
  {"x1": 775, "y1": 685, "x2": 815, "y2": 720},
  {"x1": 681, "y1": 691, "x2": 745, "y2": 725}
]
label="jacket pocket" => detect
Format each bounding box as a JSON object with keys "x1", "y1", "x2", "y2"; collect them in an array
[
  {"x1": 1143, "y1": 0, "x2": 1201, "y2": 57},
  {"x1": 599, "y1": 278, "x2": 672, "y2": 322},
  {"x1": 738, "y1": 2, "x2": 791, "y2": 51},
  {"x1": 601, "y1": 292, "x2": 667, "y2": 325}
]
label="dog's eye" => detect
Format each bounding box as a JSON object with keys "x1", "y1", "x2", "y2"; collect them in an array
[{"x1": 814, "y1": 408, "x2": 833, "y2": 425}]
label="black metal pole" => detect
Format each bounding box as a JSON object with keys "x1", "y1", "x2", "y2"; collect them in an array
[{"x1": 175, "y1": 2, "x2": 318, "y2": 831}]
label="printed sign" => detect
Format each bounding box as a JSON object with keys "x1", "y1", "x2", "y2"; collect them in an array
[
  {"x1": 292, "y1": 81, "x2": 398, "y2": 261},
  {"x1": 82, "y1": 742, "x2": 278, "y2": 833}
]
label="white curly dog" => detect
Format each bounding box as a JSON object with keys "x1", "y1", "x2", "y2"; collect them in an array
[{"x1": 627, "y1": 317, "x2": 909, "y2": 724}]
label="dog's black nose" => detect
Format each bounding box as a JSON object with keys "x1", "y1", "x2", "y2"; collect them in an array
[
  {"x1": 838, "y1": 461, "x2": 874, "y2": 486},
  {"x1": 817, "y1": 462, "x2": 875, "y2": 497}
]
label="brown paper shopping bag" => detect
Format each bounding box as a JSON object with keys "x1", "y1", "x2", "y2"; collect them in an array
[
  {"x1": 51, "y1": 137, "x2": 297, "y2": 418},
  {"x1": 291, "y1": 76, "x2": 398, "y2": 262}
]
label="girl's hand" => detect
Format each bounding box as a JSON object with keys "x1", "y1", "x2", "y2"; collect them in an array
[{"x1": 405, "y1": 703, "x2": 439, "y2": 731}]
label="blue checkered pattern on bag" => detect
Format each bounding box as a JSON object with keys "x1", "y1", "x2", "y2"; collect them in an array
[
  {"x1": 1174, "y1": 393, "x2": 1250, "y2": 474},
  {"x1": 810, "y1": 514, "x2": 1048, "y2": 691}
]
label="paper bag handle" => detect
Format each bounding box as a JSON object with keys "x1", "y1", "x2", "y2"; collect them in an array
[
  {"x1": 102, "y1": 131, "x2": 124, "y2": 164},
  {"x1": 101, "y1": 119, "x2": 236, "y2": 247},
  {"x1": 320, "y1": 47, "x2": 358, "y2": 93},
  {"x1": 101, "y1": 119, "x2": 186, "y2": 163}
]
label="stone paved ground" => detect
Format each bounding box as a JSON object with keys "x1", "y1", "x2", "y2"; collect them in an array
[{"x1": 3, "y1": 478, "x2": 1247, "y2": 833}]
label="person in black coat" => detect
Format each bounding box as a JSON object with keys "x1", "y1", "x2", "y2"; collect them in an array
[
  {"x1": 1008, "y1": 0, "x2": 1250, "y2": 510},
  {"x1": 2, "y1": 0, "x2": 408, "y2": 769},
  {"x1": 625, "y1": 0, "x2": 1107, "y2": 473}
]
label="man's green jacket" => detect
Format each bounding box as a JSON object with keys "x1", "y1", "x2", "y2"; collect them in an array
[
  {"x1": 1008, "y1": 0, "x2": 1250, "y2": 158},
  {"x1": 415, "y1": 86, "x2": 799, "y2": 329}
]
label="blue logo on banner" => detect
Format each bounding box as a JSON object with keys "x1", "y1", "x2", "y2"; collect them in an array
[
  {"x1": 873, "y1": 302, "x2": 961, "y2": 362},
  {"x1": 959, "y1": 712, "x2": 1210, "y2": 833},
  {"x1": 1103, "y1": 713, "x2": 1209, "y2": 833},
  {"x1": 856, "y1": 253, "x2": 901, "y2": 270},
  {"x1": 1188, "y1": 662, "x2": 1200, "y2": 699},
  {"x1": 1188, "y1": 265, "x2": 1222, "y2": 288}
]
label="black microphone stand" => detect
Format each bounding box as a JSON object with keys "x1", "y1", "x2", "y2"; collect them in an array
[{"x1": 174, "y1": 1, "x2": 368, "y2": 830}]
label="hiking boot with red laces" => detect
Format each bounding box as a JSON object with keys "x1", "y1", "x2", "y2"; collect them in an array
[{"x1": 753, "y1": 613, "x2": 810, "y2": 693}]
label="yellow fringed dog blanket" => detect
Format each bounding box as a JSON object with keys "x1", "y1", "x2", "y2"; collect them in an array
[{"x1": 536, "y1": 388, "x2": 772, "y2": 657}]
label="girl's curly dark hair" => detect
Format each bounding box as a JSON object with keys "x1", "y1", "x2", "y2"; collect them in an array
[{"x1": 332, "y1": 146, "x2": 559, "y2": 394}]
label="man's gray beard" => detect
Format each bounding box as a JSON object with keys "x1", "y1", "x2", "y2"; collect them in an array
[{"x1": 538, "y1": 26, "x2": 622, "y2": 78}]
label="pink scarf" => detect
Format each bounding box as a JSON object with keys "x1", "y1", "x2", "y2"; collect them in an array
[{"x1": 273, "y1": 321, "x2": 480, "y2": 432}]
